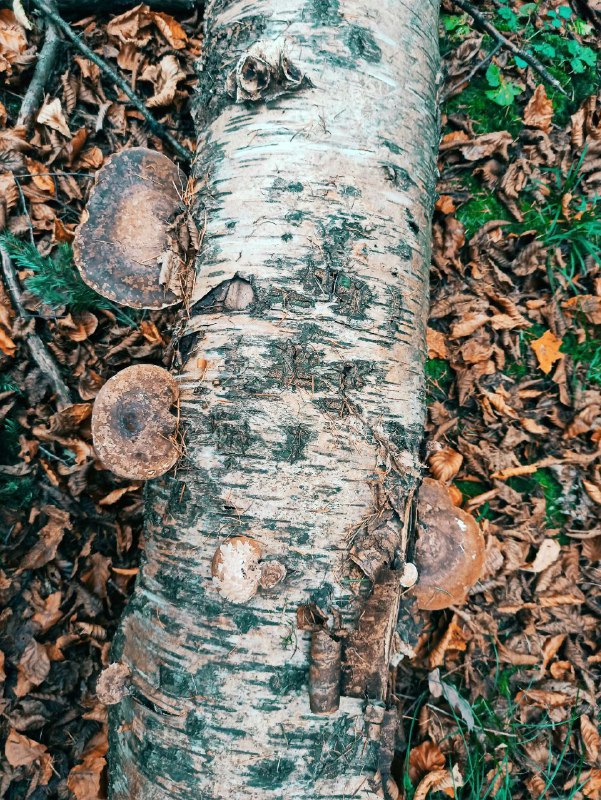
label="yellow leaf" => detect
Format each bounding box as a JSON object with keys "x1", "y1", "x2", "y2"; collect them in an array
[{"x1": 531, "y1": 329, "x2": 563, "y2": 374}]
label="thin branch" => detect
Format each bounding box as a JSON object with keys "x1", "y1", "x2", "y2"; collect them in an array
[
  {"x1": 452, "y1": 0, "x2": 569, "y2": 97},
  {"x1": 17, "y1": 18, "x2": 63, "y2": 130},
  {"x1": 0, "y1": 243, "x2": 73, "y2": 409},
  {"x1": 29, "y1": 0, "x2": 194, "y2": 161},
  {"x1": 440, "y1": 42, "x2": 502, "y2": 104}
]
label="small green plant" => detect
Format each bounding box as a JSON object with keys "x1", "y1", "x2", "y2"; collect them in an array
[
  {"x1": 0, "y1": 233, "x2": 114, "y2": 314},
  {"x1": 485, "y1": 63, "x2": 523, "y2": 107}
]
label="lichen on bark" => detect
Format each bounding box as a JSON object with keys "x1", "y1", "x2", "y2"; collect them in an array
[{"x1": 110, "y1": 0, "x2": 440, "y2": 797}]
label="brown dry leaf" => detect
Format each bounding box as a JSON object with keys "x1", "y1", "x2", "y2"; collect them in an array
[
  {"x1": 426, "y1": 326, "x2": 448, "y2": 359},
  {"x1": 581, "y1": 715, "x2": 600, "y2": 764},
  {"x1": 144, "y1": 55, "x2": 186, "y2": 108},
  {"x1": 67, "y1": 732, "x2": 108, "y2": 800},
  {"x1": 25, "y1": 157, "x2": 55, "y2": 195},
  {"x1": 0, "y1": 9, "x2": 28, "y2": 76},
  {"x1": 151, "y1": 11, "x2": 187, "y2": 49},
  {"x1": 77, "y1": 146, "x2": 104, "y2": 170},
  {"x1": 99, "y1": 484, "x2": 141, "y2": 506},
  {"x1": 435, "y1": 195, "x2": 456, "y2": 214},
  {"x1": 15, "y1": 639, "x2": 50, "y2": 697},
  {"x1": 428, "y1": 614, "x2": 468, "y2": 669},
  {"x1": 37, "y1": 97, "x2": 71, "y2": 138},
  {"x1": 563, "y1": 294, "x2": 601, "y2": 325},
  {"x1": 31, "y1": 591, "x2": 63, "y2": 633},
  {"x1": 449, "y1": 312, "x2": 489, "y2": 339},
  {"x1": 582, "y1": 770, "x2": 601, "y2": 800},
  {"x1": 524, "y1": 85, "x2": 553, "y2": 132},
  {"x1": 516, "y1": 689, "x2": 573, "y2": 708},
  {"x1": 16, "y1": 506, "x2": 71, "y2": 572},
  {"x1": 53, "y1": 217, "x2": 76, "y2": 243},
  {"x1": 527, "y1": 538, "x2": 561, "y2": 573},
  {"x1": 5, "y1": 729, "x2": 48, "y2": 767},
  {"x1": 0, "y1": 326, "x2": 16, "y2": 356},
  {"x1": 583, "y1": 479, "x2": 601, "y2": 505},
  {"x1": 460, "y1": 131, "x2": 513, "y2": 161},
  {"x1": 531, "y1": 329, "x2": 563, "y2": 374},
  {"x1": 409, "y1": 741, "x2": 445, "y2": 783},
  {"x1": 0, "y1": 172, "x2": 18, "y2": 215},
  {"x1": 106, "y1": 3, "x2": 152, "y2": 45},
  {"x1": 429, "y1": 447, "x2": 462, "y2": 482},
  {"x1": 413, "y1": 765, "x2": 464, "y2": 800}
]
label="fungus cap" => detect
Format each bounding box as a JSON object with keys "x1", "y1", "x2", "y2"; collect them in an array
[
  {"x1": 411, "y1": 478, "x2": 484, "y2": 611},
  {"x1": 91, "y1": 364, "x2": 179, "y2": 480},
  {"x1": 74, "y1": 147, "x2": 186, "y2": 309},
  {"x1": 211, "y1": 536, "x2": 263, "y2": 604}
]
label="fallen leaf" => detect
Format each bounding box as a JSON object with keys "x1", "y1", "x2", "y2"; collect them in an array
[
  {"x1": 583, "y1": 479, "x2": 601, "y2": 505},
  {"x1": 563, "y1": 294, "x2": 601, "y2": 325},
  {"x1": 16, "y1": 506, "x2": 71, "y2": 572},
  {"x1": 37, "y1": 97, "x2": 71, "y2": 137},
  {"x1": 0, "y1": 327, "x2": 16, "y2": 356},
  {"x1": 581, "y1": 715, "x2": 600, "y2": 764},
  {"x1": 5, "y1": 729, "x2": 47, "y2": 767},
  {"x1": 524, "y1": 85, "x2": 553, "y2": 132},
  {"x1": 144, "y1": 54, "x2": 186, "y2": 108},
  {"x1": 531, "y1": 329, "x2": 563, "y2": 374},
  {"x1": 409, "y1": 741, "x2": 445, "y2": 783},
  {"x1": 527, "y1": 538, "x2": 561, "y2": 572},
  {"x1": 15, "y1": 639, "x2": 50, "y2": 697},
  {"x1": 151, "y1": 11, "x2": 187, "y2": 49}
]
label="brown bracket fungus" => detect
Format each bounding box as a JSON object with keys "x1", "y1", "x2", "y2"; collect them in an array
[
  {"x1": 73, "y1": 147, "x2": 189, "y2": 309},
  {"x1": 91, "y1": 364, "x2": 180, "y2": 480},
  {"x1": 411, "y1": 477, "x2": 485, "y2": 611}
]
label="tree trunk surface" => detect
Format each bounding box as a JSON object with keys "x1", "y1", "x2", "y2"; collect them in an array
[{"x1": 110, "y1": 1, "x2": 439, "y2": 797}]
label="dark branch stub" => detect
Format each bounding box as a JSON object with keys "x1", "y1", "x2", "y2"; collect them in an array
[
  {"x1": 308, "y1": 630, "x2": 342, "y2": 715},
  {"x1": 226, "y1": 41, "x2": 312, "y2": 103},
  {"x1": 74, "y1": 148, "x2": 191, "y2": 309}
]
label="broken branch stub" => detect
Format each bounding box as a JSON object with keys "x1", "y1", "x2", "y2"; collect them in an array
[
  {"x1": 411, "y1": 478, "x2": 485, "y2": 611},
  {"x1": 73, "y1": 148, "x2": 190, "y2": 309},
  {"x1": 91, "y1": 364, "x2": 180, "y2": 480},
  {"x1": 308, "y1": 630, "x2": 342, "y2": 715}
]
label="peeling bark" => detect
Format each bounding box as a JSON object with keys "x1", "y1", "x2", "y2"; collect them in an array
[{"x1": 110, "y1": 0, "x2": 439, "y2": 797}]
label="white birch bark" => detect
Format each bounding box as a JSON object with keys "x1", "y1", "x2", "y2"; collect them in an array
[{"x1": 110, "y1": 0, "x2": 439, "y2": 797}]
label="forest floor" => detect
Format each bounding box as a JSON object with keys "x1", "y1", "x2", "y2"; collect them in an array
[{"x1": 0, "y1": 1, "x2": 599, "y2": 798}]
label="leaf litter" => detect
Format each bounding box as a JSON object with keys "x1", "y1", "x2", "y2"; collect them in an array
[{"x1": 0, "y1": 1, "x2": 599, "y2": 799}]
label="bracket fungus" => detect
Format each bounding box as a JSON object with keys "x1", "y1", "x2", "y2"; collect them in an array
[
  {"x1": 91, "y1": 364, "x2": 180, "y2": 480},
  {"x1": 211, "y1": 537, "x2": 287, "y2": 603},
  {"x1": 411, "y1": 478, "x2": 484, "y2": 611},
  {"x1": 74, "y1": 147, "x2": 189, "y2": 309}
]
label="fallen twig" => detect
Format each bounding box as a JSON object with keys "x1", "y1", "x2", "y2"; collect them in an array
[
  {"x1": 0, "y1": 243, "x2": 73, "y2": 409},
  {"x1": 452, "y1": 0, "x2": 569, "y2": 97},
  {"x1": 29, "y1": 0, "x2": 194, "y2": 161},
  {"x1": 17, "y1": 17, "x2": 63, "y2": 130}
]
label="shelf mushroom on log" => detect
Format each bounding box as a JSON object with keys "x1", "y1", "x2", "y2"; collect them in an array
[
  {"x1": 411, "y1": 478, "x2": 485, "y2": 611},
  {"x1": 73, "y1": 147, "x2": 192, "y2": 309},
  {"x1": 91, "y1": 364, "x2": 180, "y2": 480}
]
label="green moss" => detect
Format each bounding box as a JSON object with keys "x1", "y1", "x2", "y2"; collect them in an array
[
  {"x1": 345, "y1": 25, "x2": 382, "y2": 63},
  {"x1": 426, "y1": 357, "x2": 453, "y2": 402},
  {"x1": 247, "y1": 757, "x2": 296, "y2": 788},
  {"x1": 232, "y1": 609, "x2": 262, "y2": 633},
  {"x1": 278, "y1": 423, "x2": 312, "y2": 463},
  {"x1": 445, "y1": 76, "x2": 523, "y2": 136},
  {"x1": 456, "y1": 190, "x2": 512, "y2": 239},
  {"x1": 269, "y1": 664, "x2": 307, "y2": 695},
  {"x1": 507, "y1": 468, "x2": 567, "y2": 527},
  {"x1": 561, "y1": 331, "x2": 601, "y2": 387},
  {"x1": 309, "y1": 0, "x2": 341, "y2": 26}
]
